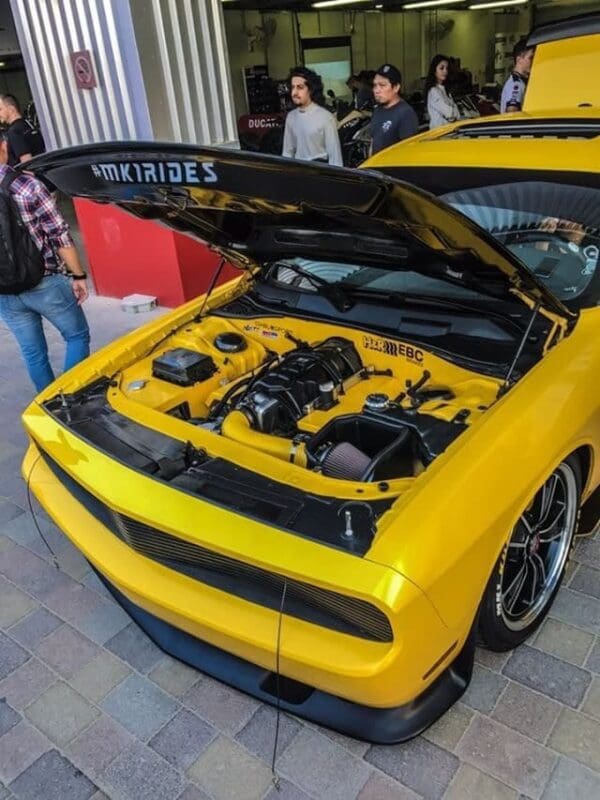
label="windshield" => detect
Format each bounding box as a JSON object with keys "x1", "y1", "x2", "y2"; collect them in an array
[
  {"x1": 441, "y1": 181, "x2": 600, "y2": 310},
  {"x1": 269, "y1": 258, "x2": 493, "y2": 303}
]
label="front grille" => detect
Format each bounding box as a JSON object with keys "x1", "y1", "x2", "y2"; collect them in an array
[
  {"x1": 39, "y1": 448, "x2": 393, "y2": 642},
  {"x1": 113, "y1": 513, "x2": 393, "y2": 642}
]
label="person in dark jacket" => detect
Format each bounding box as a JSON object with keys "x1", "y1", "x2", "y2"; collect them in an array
[
  {"x1": 369, "y1": 64, "x2": 418, "y2": 155},
  {"x1": 0, "y1": 94, "x2": 45, "y2": 166}
]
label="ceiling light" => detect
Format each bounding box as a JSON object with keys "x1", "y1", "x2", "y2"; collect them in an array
[
  {"x1": 312, "y1": 0, "x2": 372, "y2": 8},
  {"x1": 469, "y1": 0, "x2": 526, "y2": 7},
  {"x1": 0, "y1": 62, "x2": 5, "y2": 68},
  {"x1": 403, "y1": 0, "x2": 464, "y2": 9}
]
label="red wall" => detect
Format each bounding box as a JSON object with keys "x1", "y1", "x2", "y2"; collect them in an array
[{"x1": 74, "y1": 198, "x2": 238, "y2": 308}]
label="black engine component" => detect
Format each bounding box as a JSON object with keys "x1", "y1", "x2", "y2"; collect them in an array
[
  {"x1": 307, "y1": 404, "x2": 467, "y2": 482},
  {"x1": 214, "y1": 332, "x2": 247, "y2": 353},
  {"x1": 152, "y1": 348, "x2": 217, "y2": 387},
  {"x1": 363, "y1": 405, "x2": 467, "y2": 466},
  {"x1": 240, "y1": 337, "x2": 362, "y2": 435},
  {"x1": 308, "y1": 414, "x2": 416, "y2": 482}
]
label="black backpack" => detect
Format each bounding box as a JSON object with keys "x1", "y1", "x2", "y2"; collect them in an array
[
  {"x1": 22, "y1": 119, "x2": 46, "y2": 158},
  {"x1": 0, "y1": 170, "x2": 45, "y2": 295}
]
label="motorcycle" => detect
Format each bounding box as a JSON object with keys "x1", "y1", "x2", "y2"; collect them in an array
[{"x1": 337, "y1": 108, "x2": 372, "y2": 167}]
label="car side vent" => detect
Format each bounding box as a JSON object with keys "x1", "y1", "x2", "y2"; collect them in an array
[
  {"x1": 273, "y1": 229, "x2": 320, "y2": 248},
  {"x1": 357, "y1": 239, "x2": 408, "y2": 258}
]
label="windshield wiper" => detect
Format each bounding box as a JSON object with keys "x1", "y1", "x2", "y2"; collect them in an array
[{"x1": 269, "y1": 262, "x2": 353, "y2": 312}]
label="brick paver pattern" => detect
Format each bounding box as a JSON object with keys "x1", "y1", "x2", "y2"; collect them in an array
[{"x1": 1, "y1": 293, "x2": 598, "y2": 800}]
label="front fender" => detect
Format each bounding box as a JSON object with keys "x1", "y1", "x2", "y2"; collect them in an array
[{"x1": 371, "y1": 311, "x2": 600, "y2": 628}]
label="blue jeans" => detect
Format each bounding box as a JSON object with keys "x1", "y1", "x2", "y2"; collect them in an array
[{"x1": 0, "y1": 274, "x2": 90, "y2": 392}]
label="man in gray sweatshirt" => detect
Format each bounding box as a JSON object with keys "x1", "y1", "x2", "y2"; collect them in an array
[{"x1": 282, "y1": 67, "x2": 343, "y2": 167}]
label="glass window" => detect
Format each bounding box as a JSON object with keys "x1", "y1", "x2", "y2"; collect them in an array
[
  {"x1": 270, "y1": 257, "x2": 491, "y2": 302},
  {"x1": 441, "y1": 181, "x2": 600, "y2": 309}
]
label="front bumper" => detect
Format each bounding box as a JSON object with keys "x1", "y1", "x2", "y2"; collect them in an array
[
  {"x1": 101, "y1": 568, "x2": 474, "y2": 743},
  {"x1": 23, "y1": 412, "x2": 473, "y2": 739}
]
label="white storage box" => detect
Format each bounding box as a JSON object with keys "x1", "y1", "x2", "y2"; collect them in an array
[{"x1": 121, "y1": 293, "x2": 158, "y2": 313}]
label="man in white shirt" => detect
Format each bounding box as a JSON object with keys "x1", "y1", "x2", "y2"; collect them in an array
[
  {"x1": 282, "y1": 67, "x2": 343, "y2": 167},
  {"x1": 501, "y1": 38, "x2": 535, "y2": 113}
]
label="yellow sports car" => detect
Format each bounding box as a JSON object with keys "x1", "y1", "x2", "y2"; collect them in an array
[{"x1": 21, "y1": 134, "x2": 599, "y2": 742}]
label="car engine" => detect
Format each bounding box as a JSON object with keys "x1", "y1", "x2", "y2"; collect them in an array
[
  {"x1": 201, "y1": 335, "x2": 465, "y2": 482},
  {"x1": 95, "y1": 324, "x2": 492, "y2": 484},
  {"x1": 237, "y1": 337, "x2": 364, "y2": 435}
]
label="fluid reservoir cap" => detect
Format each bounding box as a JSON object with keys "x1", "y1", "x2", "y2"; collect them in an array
[
  {"x1": 365, "y1": 392, "x2": 390, "y2": 411},
  {"x1": 214, "y1": 332, "x2": 247, "y2": 353},
  {"x1": 319, "y1": 380, "x2": 335, "y2": 392}
]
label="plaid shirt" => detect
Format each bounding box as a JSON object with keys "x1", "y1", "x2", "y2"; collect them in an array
[{"x1": 0, "y1": 165, "x2": 74, "y2": 274}]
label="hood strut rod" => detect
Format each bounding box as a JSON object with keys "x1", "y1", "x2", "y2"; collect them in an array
[
  {"x1": 196, "y1": 255, "x2": 227, "y2": 320},
  {"x1": 499, "y1": 301, "x2": 540, "y2": 397}
]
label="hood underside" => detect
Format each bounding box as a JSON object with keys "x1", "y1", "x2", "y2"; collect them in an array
[{"x1": 24, "y1": 142, "x2": 573, "y2": 320}]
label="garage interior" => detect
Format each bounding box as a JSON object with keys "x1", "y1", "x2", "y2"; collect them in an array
[{"x1": 222, "y1": 0, "x2": 597, "y2": 122}]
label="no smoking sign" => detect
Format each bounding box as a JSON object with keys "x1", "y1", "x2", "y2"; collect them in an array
[{"x1": 70, "y1": 50, "x2": 97, "y2": 90}]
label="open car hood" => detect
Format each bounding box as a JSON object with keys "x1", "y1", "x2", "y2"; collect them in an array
[{"x1": 24, "y1": 142, "x2": 573, "y2": 321}]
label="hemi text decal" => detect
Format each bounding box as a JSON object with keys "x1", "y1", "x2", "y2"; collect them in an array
[
  {"x1": 91, "y1": 161, "x2": 218, "y2": 185},
  {"x1": 363, "y1": 334, "x2": 424, "y2": 363}
]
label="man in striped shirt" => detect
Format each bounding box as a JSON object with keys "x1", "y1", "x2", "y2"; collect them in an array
[{"x1": 0, "y1": 134, "x2": 90, "y2": 391}]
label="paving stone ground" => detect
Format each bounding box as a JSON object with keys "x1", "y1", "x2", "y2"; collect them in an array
[{"x1": 1, "y1": 279, "x2": 599, "y2": 799}]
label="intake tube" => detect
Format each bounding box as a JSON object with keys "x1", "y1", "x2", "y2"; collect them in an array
[{"x1": 221, "y1": 410, "x2": 308, "y2": 468}]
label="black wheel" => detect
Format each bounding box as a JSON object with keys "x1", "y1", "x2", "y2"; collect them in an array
[{"x1": 479, "y1": 455, "x2": 581, "y2": 651}]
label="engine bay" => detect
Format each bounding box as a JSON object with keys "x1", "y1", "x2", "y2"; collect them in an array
[{"x1": 101, "y1": 314, "x2": 502, "y2": 487}]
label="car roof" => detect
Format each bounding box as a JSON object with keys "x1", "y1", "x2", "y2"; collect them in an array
[
  {"x1": 440, "y1": 107, "x2": 600, "y2": 125},
  {"x1": 366, "y1": 139, "x2": 599, "y2": 175},
  {"x1": 365, "y1": 112, "x2": 600, "y2": 175}
]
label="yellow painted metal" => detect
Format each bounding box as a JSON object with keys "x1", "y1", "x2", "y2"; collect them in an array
[
  {"x1": 524, "y1": 34, "x2": 600, "y2": 112},
  {"x1": 370, "y1": 310, "x2": 600, "y2": 629},
  {"x1": 23, "y1": 438, "x2": 457, "y2": 707},
  {"x1": 22, "y1": 297, "x2": 600, "y2": 707},
  {"x1": 364, "y1": 119, "x2": 600, "y2": 173},
  {"x1": 21, "y1": 94, "x2": 600, "y2": 712},
  {"x1": 221, "y1": 410, "x2": 308, "y2": 467}
]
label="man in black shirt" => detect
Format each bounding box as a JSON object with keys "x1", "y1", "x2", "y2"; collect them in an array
[
  {"x1": 369, "y1": 64, "x2": 418, "y2": 155},
  {"x1": 0, "y1": 94, "x2": 45, "y2": 166}
]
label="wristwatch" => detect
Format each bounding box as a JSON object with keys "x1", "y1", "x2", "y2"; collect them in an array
[{"x1": 69, "y1": 271, "x2": 87, "y2": 280}]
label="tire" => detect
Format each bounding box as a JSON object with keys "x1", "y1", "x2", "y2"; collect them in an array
[{"x1": 478, "y1": 455, "x2": 581, "y2": 651}]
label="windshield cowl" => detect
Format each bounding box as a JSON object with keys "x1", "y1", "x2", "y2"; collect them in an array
[{"x1": 230, "y1": 287, "x2": 550, "y2": 383}]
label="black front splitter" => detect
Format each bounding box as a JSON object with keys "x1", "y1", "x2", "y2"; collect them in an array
[{"x1": 97, "y1": 570, "x2": 475, "y2": 744}]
